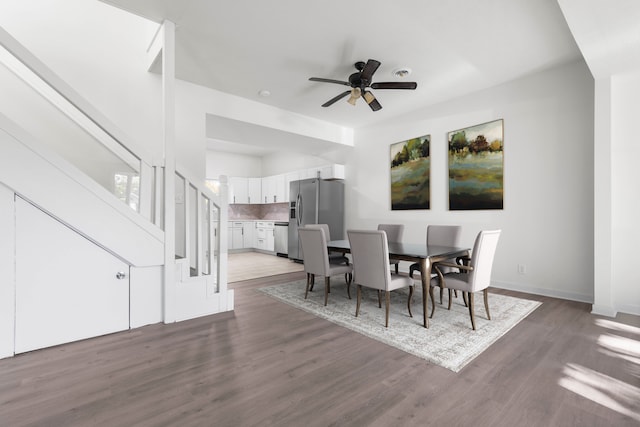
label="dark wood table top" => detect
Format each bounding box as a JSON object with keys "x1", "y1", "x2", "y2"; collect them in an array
[{"x1": 327, "y1": 239, "x2": 469, "y2": 261}]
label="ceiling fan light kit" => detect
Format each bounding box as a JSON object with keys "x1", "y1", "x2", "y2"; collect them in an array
[
  {"x1": 309, "y1": 59, "x2": 417, "y2": 111},
  {"x1": 347, "y1": 87, "x2": 361, "y2": 106},
  {"x1": 363, "y1": 91, "x2": 375, "y2": 104}
]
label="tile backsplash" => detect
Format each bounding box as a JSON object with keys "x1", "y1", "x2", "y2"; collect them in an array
[{"x1": 229, "y1": 203, "x2": 289, "y2": 221}]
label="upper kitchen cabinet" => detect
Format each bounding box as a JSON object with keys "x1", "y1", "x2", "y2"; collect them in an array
[
  {"x1": 299, "y1": 164, "x2": 345, "y2": 180},
  {"x1": 320, "y1": 164, "x2": 345, "y2": 180},
  {"x1": 228, "y1": 165, "x2": 344, "y2": 204},
  {"x1": 228, "y1": 177, "x2": 248, "y2": 204},
  {"x1": 229, "y1": 177, "x2": 261, "y2": 204},
  {"x1": 263, "y1": 174, "x2": 286, "y2": 204},
  {"x1": 248, "y1": 177, "x2": 262, "y2": 204}
]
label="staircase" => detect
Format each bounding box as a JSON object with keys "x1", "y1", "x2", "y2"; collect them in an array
[{"x1": 0, "y1": 25, "x2": 232, "y2": 359}]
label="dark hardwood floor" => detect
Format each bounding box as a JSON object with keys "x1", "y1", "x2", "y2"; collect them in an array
[{"x1": 1, "y1": 272, "x2": 639, "y2": 426}]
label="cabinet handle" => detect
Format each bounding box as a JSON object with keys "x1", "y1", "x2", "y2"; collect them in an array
[
  {"x1": 264, "y1": 196, "x2": 267, "y2": 203},
  {"x1": 248, "y1": 196, "x2": 250, "y2": 203},
  {"x1": 273, "y1": 195, "x2": 276, "y2": 203},
  {"x1": 116, "y1": 271, "x2": 126, "y2": 280}
]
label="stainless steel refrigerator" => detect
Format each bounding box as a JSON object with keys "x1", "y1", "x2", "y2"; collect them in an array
[{"x1": 288, "y1": 178, "x2": 344, "y2": 261}]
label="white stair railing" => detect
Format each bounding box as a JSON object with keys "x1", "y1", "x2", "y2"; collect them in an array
[
  {"x1": 173, "y1": 166, "x2": 228, "y2": 296},
  {"x1": 0, "y1": 26, "x2": 156, "y2": 225}
]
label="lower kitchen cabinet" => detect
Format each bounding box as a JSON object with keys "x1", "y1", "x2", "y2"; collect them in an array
[{"x1": 254, "y1": 221, "x2": 275, "y2": 252}]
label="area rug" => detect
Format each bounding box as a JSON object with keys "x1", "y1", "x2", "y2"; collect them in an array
[{"x1": 258, "y1": 276, "x2": 541, "y2": 372}]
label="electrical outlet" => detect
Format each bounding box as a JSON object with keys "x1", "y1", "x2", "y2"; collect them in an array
[{"x1": 518, "y1": 264, "x2": 526, "y2": 275}]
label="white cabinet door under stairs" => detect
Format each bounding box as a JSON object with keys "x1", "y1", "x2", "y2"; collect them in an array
[{"x1": 15, "y1": 197, "x2": 129, "y2": 354}]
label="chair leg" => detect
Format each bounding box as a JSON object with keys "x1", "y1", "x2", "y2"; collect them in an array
[
  {"x1": 468, "y1": 292, "x2": 476, "y2": 330},
  {"x1": 429, "y1": 285, "x2": 436, "y2": 318},
  {"x1": 309, "y1": 274, "x2": 315, "y2": 292},
  {"x1": 395, "y1": 263, "x2": 399, "y2": 274},
  {"x1": 346, "y1": 273, "x2": 352, "y2": 299},
  {"x1": 385, "y1": 291, "x2": 391, "y2": 327},
  {"x1": 407, "y1": 286, "x2": 414, "y2": 318},
  {"x1": 355, "y1": 285, "x2": 362, "y2": 317},
  {"x1": 462, "y1": 291, "x2": 468, "y2": 307},
  {"x1": 483, "y1": 288, "x2": 491, "y2": 320},
  {"x1": 305, "y1": 273, "x2": 311, "y2": 299},
  {"x1": 324, "y1": 277, "x2": 330, "y2": 306},
  {"x1": 439, "y1": 286, "x2": 444, "y2": 304},
  {"x1": 448, "y1": 289, "x2": 452, "y2": 310},
  {"x1": 377, "y1": 290, "x2": 382, "y2": 308}
]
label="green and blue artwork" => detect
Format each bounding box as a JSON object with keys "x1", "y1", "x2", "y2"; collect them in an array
[
  {"x1": 390, "y1": 134, "x2": 430, "y2": 210},
  {"x1": 448, "y1": 119, "x2": 504, "y2": 210}
]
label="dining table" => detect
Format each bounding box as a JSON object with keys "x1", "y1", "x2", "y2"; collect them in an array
[{"x1": 327, "y1": 239, "x2": 470, "y2": 328}]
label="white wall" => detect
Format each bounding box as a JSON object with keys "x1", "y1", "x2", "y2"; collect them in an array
[
  {"x1": 346, "y1": 59, "x2": 595, "y2": 303},
  {"x1": 610, "y1": 72, "x2": 640, "y2": 315},
  {"x1": 206, "y1": 151, "x2": 262, "y2": 178},
  {"x1": 261, "y1": 151, "x2": 349, "y2": 176},
  {"x1": 206, "y1": 149, "x2": 351, "y2": 178}
]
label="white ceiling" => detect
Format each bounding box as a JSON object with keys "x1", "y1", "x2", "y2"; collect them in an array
[{"x1": 100, "y1": 0, "x2": 583, "y2": 155}]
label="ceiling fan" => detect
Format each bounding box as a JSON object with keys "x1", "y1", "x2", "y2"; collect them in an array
[{"x1": 309, "y1": 59, "x2": 417, "y2": 111}]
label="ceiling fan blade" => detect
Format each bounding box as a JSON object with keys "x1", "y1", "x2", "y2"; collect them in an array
[
  {"x1": 309, "y1": 77, "x2": 351, "y2": 86},
  {"x1": 371, "y1": 82, "x2": 418, "y2": 90},
  {"x1": 322, "y1": 90, "x2": 351, "y2": 107},
  {"x1": 359, "y1": 59, "x2": 381, "y2": 83},
  {"x1": 363, "y1": 91, "x2": 382, "y2": 111}
]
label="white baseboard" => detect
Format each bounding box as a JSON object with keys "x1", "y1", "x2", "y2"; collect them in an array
[
  {"x1": 590, "y1": 304, "x2": 617, "y2": 318},
  {"x1": 612, "y1": 303, "x2": 640, "y2": 317},
  {"x1": 490, "y1": 280, "x2": 593, "y2": 304}
]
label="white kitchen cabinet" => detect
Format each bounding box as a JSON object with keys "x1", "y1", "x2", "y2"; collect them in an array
[
  {"x1": 263, "y1": 174, "x2": 286, "y2": 204},
  {"x1": 275, "y1": 175, "x2": 286, "y2": 203},
  {"x1": 242, "y1": 222, "x2": 254, "y2": 248},
  {"x1": 228, "y1": 221, "x2": 244, "y2": 249},
  {"x1": 266, "y1": 227, "x2": 275, "y2": 251},
  {"x1": 298, "y1": 164, "x2": 345, "y2": 181},
  {"x1": 262, "y1": 176, "x2": 274, "y2": 204},
  {"x1": 320, "y1": 164, "x2": 345, "y2": 179},
  {"x1": 229, "y1": 177, "x2": 261, "y2": 204},
  {"x1": 248, "y1": 177, "x2": 262, "y2": 204},
  {"x1": 255, "y1": 221, "x2": 275, "y2": 252},
  {"x1": 299, "y1": 168, "x2": 317, "y2": 179},
  {"x1": 229, "y1": 165, "x2": 344, "y2": 206},
  {"x1": 228, "y1": 177, "x2": 248, "y2": 204}
]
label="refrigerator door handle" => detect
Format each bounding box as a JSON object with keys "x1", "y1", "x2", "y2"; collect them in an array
[{"x1": 297, "y1": 193, "x2": 302, "y2": 227}]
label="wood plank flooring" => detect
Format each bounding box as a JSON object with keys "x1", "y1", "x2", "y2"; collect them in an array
[
  {"x1": 1, "y1": 273, "x2": 639, "y2": 426},
  {"x1": 228, "y1": 252, "x2": 303, "y2": 282}
]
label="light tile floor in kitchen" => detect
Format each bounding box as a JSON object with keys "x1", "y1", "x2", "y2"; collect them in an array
[{"x1": 227, "y1": 252, "x2": 304, "y2": 282}]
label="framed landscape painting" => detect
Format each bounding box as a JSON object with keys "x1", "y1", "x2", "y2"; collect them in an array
[
  {"x1": 448, "y1": 119, "x2": 503, "y2": 210},
  {"x1": 390, "y1": 134, "x2": 430, "y2": 210}
]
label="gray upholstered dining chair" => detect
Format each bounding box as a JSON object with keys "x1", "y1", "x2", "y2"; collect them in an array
[
  {"x1": 409, "y1": 225, "x2": 462, "y2": 307},
  {"x1": 431, "y1": 229, "x2": 501, "y2": 330},
  {"x1": 305, "y1": 223, "x2": 349, "y2": 266},
  {"x1": 377, "y1": 224, "x2": 404, "y2": 274},
  {"x1": 347, "y1": 229, "x2": 414, "y2": 328},
  {"x1": 298, "y1": 227, "x2": 353, "y2": 306}
]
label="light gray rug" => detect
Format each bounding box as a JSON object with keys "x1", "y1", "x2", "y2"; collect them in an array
[{"x1": 259, "y1": 276, "x2": 541, "y2": 372}]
